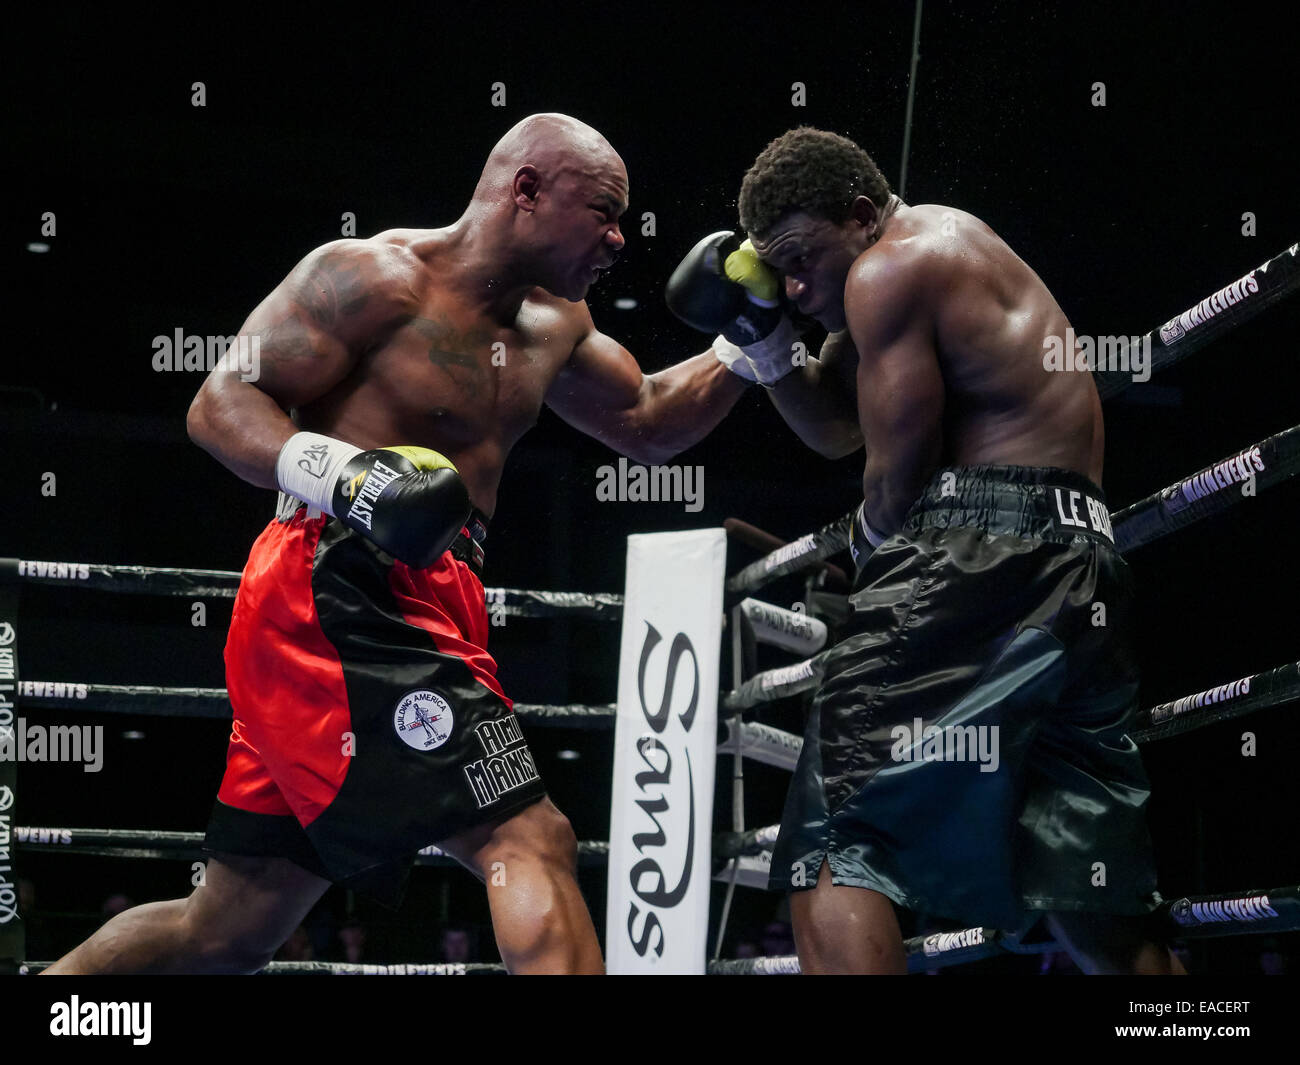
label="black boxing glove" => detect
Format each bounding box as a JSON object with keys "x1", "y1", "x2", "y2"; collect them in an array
[
  {"x1": 666, "y1": 230, "x2": 799, "y2": 386},
  {"x1": 275, "y1": 432, "x2": 472, "y2": 569}
]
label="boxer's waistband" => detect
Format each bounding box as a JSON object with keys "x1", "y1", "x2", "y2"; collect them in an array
[
  {"x1": 274, "y1": 491, "x2": 489, "y2": 574},
  {"x1": 904, "y1": 465, "x2": 1115, "y2": 545},
  {"x1": 849, "y1": 466, "x2": 1115, "y2": 568}
]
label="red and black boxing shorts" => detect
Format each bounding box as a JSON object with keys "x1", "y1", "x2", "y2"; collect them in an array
[{"x1": 203, "y1": 493, "x2": 547, "y2": 907}]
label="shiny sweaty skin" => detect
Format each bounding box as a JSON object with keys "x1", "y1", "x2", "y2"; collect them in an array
[
  {"x1": 188, "y1": 115, "x2": 744, "y2": 519},
  {"x1": 214, "y1": 230, "x2": 602, "y2": 516},
  {"x1": 750, "y1": 198, "x2": 1104, "y2": 532}
]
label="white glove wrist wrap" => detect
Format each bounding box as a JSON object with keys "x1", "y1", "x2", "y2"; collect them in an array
[
  {"x1": 718, "y1": 316, "x2": 799, "y2": 386},
  {"x1": 859, "y1": 505, "x2": 887, "y2": 548},
  {"x1": 712, "y1": 336, "x2": 759, "y2": 383},
  {"x1": 274, "y1": 431, "x2": 363, "y2": 517}
]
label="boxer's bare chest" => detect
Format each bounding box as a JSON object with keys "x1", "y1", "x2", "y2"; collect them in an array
[{"x1": 337, "y1": 290, "x2": 579, "y2": 454}]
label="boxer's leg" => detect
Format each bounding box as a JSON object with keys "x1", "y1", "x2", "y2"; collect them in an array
[
  {"x1": 439, "y1": 797, "x2": 603, "y2": 974},
  {"x1": 1031, "y1": 493, "x2": 1173, "y2": 975},
  {"x1": 47, "y1": 510, "x2": 334, "y2": 975},
  {"x1": 790, "y1": 861, "x2": 906, "y2": 974},
  {"x1": 43, "y1": 852, "x2": 329, "y2": 974}
]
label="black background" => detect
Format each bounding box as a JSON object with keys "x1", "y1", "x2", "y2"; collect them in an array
[{"x1": 6, "y1": 1, "x2": 1298, "y2": 973}]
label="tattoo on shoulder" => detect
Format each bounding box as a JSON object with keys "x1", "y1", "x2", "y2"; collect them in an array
[
  {"x1": 256, "y1": 316, "x2": 318, "y2": 364},
  {"x1": 294, "y1": 249, "x2": 372, "y2": 328}
]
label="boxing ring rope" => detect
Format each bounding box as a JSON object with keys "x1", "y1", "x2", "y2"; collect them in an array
[
  {"x1": 12, "y1": 827, "x2": 609, "y2": 866},
  {"x1": 1112, "y1": 426, "x2": 1299, "y2": 553},
  {"x1": 711, "y1": 884, "x2": 1300, "y2": 974},
  {"x1": 728, "y1": 423, "x2": 1300, "y2": 596},
  {"x1": 720, "y1": 657, "x2": 1299, "y2": 742},
  {"x1": 716, "y1": 719, "x2": 802, "y2": 770},
  {"x1": 722, "y1": 654, "x2": 825, "y2": 711},
  {"x1": 1133, "y1": 662, "x2": 1300, "y2": 743},
  {"x1": 258, "y1": 961, "x2": 506, "y2": 974},
  {"x1": 722, "y1": 518, "x2": 850, "y2": 589},
  {"x1": 726, "y1": 513, "x2": 853, "y2": 595},
  {"x1": 1092, "y1": 242, "x2": 1298, "y2": 400},
  {"x1": 1, "y1": 559, "x2": 623, "y2": 619},
  {"x1": 13, "y1": 682, "x2": 617, "y2": 729}
]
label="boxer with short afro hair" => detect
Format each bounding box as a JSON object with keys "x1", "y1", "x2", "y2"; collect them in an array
[{"x1": 738, "y1": 127, "x2": 893, "y2": 239}]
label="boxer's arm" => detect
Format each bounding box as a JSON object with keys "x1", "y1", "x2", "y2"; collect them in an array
[
  {"x1": 545, "y1": 307, "x2": 748, "y2": 465},
  {"x1": 187, "y1": 241, "x2": 415, "y2": 487},
  {"x1": 761, "y1": 330, "x2": 864, "y2": 458},
  {"x1": 846, "y1": 255, "x2": 945, "y2": 533}
]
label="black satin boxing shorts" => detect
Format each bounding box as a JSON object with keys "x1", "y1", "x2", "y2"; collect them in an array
[{"x1": 770, "y1": 466, "x2": 1162, "y2": 931}]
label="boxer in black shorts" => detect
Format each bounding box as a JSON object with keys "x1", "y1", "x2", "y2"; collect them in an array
[
  {"x1": 779, "y1": 468, "x2": 1155, "y2": 937},
  {"x1": 670, "y1": 127, "x2": 1183, "y2": 974}
]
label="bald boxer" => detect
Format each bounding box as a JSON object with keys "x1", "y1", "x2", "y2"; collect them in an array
[
  {"x1": 672, "y1": 127, "x2": 1183, "y2": 974},
  {"x1": 45, "y1": 114, "x2": 749, "y2": 975}
]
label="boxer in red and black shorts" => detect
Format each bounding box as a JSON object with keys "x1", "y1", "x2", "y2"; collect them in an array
[
  {"x1": 207, "y1": 495, "x2": 545, "y2": 907},
  {"x1": 45, "y1": 114, "x2": 753, "y2": 975}
]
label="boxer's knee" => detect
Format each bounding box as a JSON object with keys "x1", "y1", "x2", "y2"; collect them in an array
[
  {"x1": 469, "y1": 798, "x2": 578, "y2": 878},
  {"x1": 522, "y1": 799, "x2": 579, "y2": 871},
  {"x1": 178, "y1": 902, "x2": 279, "y2": 974},
  {"x1": 792, "y1": 865, "x2": 905, "y2": 973},
  {"x1": 177, "y1": 853, "x2": 326, "y2": 973}
]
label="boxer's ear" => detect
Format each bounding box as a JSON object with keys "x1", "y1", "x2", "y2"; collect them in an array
[{"x1": 513, "y1": 165, "x2": 542, "y2": 211}]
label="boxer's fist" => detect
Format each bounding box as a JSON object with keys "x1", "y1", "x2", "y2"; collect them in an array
[
  {"x1": 666, "y1": 230, "x2": 798, "y2": 387},
  {"x1": 276, "y1": 432, "x2": 472, "y2": 568},
  {"x1": 665, "y1": 230, "x2": 749, "y2": 333},
  {"x1": 721, "y1": 237, "x2": 779, "y2": 305},
  {"x1": 333, "y1": 446, "x2": 471, "y2": 569},
  {"x1": 666, "y1": 231, "x2": 782, "y2": 341}
]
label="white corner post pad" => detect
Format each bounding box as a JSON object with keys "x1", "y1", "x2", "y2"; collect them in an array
[
  {"x1": 606, "y1": 528, "x2": 725, "y2": 975},
  {"x1": 274, "y1": 431, "x2": 363, "y2": 517}
]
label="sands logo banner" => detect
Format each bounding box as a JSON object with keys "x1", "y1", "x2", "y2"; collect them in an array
[{"x1": 606, "y1": 530, "x2": 724, "y2": 974}]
